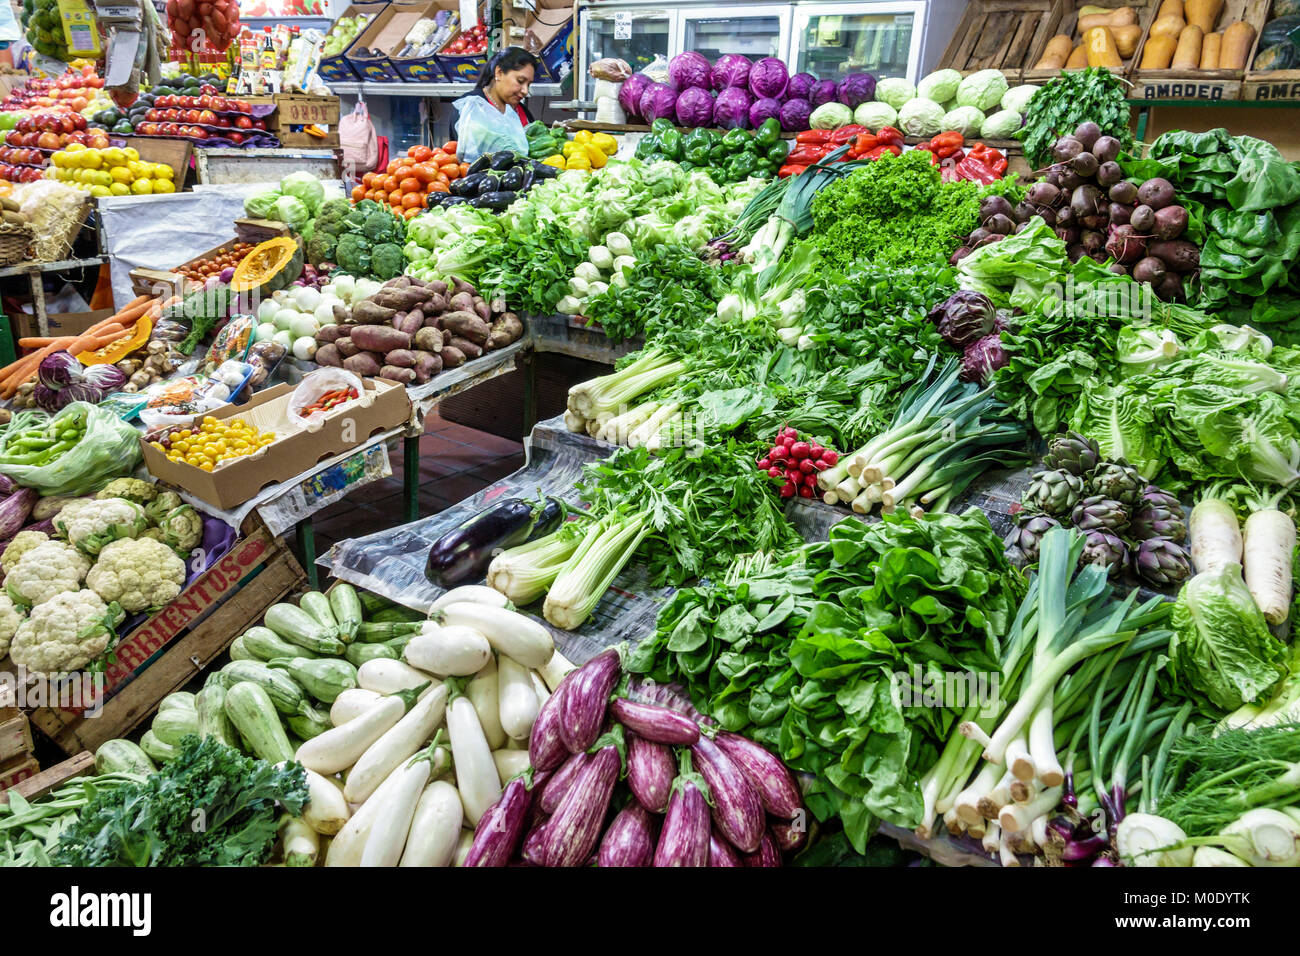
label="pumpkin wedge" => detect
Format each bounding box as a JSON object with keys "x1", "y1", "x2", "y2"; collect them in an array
[{"x1": 230, "y1": 237, "x2": 303, "y2": 296}]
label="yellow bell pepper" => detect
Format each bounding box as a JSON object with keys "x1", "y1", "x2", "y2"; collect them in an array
[
  {"x1": 542, "y1": 154, "x2": 566, "y2": 169},
  {"x1": 591, "y1": 132, "x2": 618, "y2": 156},
  {"x1": 561, "y1": 140, "x2": 580, "y2": 159},
  {"x1": 565, "y1": 149, "x2": 592, "y2": 171},
  {"x1": 573, "y1": 129, "x2": 594, "y2": 146},
  {"x1": 583, "y1": 143, "x2": 608, "y2": 168}
]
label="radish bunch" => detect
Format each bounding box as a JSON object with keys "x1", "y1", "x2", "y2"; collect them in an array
[{"x1": 757, "y1": 427, "x2": 839, "y2": 500}]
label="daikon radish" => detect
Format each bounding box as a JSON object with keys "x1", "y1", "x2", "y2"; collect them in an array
[
  {"x1": 1243, "y1": 489, "x2": 1295, "y2": 626},
  {"x1": 1190, "y1": 483, "x2": 1242, "y2": 575}
]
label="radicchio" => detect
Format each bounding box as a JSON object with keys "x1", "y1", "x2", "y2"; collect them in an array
[{"x1": 961, "y1": 333, "x2": 1009, "y2": 384}]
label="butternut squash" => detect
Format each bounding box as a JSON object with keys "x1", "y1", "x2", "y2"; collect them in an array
[
  {"x1": 1184, "y1": 0, "x2": 1223, "y2": 33},
  {"x1": 1078, "y1": 6, "x2": 1138, "y2": 31},
  {"x1": 1034, "y1": 33, "x2": 1074, "y2": 68},
  {"x1": 1151, "y1": 13, "x2": 1188, "y2": 38},
  {"x1": 1200, "y1": 30, "x2": 1222, "y2": 67},
  {"x1": 1084, "y1": 25, "x2": 1125, "y2": 65},
  {"x1": 1141, "y1": 33, "x2": 1179, "y2": 66},
  {"x1": 1113, "y1": 23, "x2": 1143, "y2": 55},
  {"x1": 1065, "y1": 43, "x2": 1090, "y2": 67},
  {"x1": 1220, "y1": 20, "x2": 1256, "y2": 68},
  {"x1": 1172, "y1": 23, "x2": 1204, "y2": 68},
  {"x1": 1156, "y1": 0, "x2": 1185, "y2": 18}
]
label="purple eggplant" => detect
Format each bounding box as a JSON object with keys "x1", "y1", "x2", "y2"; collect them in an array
[
  {"x1": 529, "y1": 683, "x2": 569, "y2": 772},
  {"x1": 742, "y1": 830, "x2": 783, "y2": 867},
  {"x1": 626, "y1": 731, "x2": 675, "y2": 813},
  {"x1": 610, "y1": 696, "x2": 700, "y2": 745},
  {"x1": 598, "y1": 802, "x2": 656, "y2": 867},
  {"x1": 653, "y1": 753, "x2": 711, "y2": 867},
  {"x1": 769, "y1": 817, "x2": 809, "y2": 853},
  {"x1": 558, "y1": 647, "x2": 622, "y2": 753},
  {"x1": 464, "y1": 776, "x2": 532, "y2": 867},
  {"x1": 542, "y1": 733, "x2": 622, "y2": 867},
  {"x1": 539, "y1": 751, "x2": 589, "y2": 815},
  {"x1": 521, "y1": 822, "x2": 549, "y2": 866},
  {"x1": 714, "y1": 731, "x2": 801, "y2": 818},
  {"x1": 627, "y1": 676, "x2": 715, "y2": 726},
  {"x1": 709, "y1": 830, "x2": 743, "y2": 867},
  {"x1": 692, "y1": 735, "x2": 764, "y2": 854}
]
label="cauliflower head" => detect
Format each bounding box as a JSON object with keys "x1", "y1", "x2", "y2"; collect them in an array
[
  {"x1": 96, "y1": 478, "x2": 158, "y2": 505},
  {"x1": 138, "y1": 527, "x2": 166, "y2": 543},
  {"x1": 7, "y1": 589, "x2": 123, "y2": 675},
  {"x1": 6, "y1": 540, "x2": 91, "y2": 608},
  {"x1": 86, "y1": 537, "x2": 186, "y2": 612},
  {"x1": 56, "y1": 497, "x2": 148, "y2": 556},
  {"x1": 0, "y1": 593, "x2": 24, "y2": 658},
  {"x1": 1, "y1": 529, "x2": 50, "y2": 574},
  {"x1": 145, "y1": 490, "x2": 183, "y2": 526},
  {"x1": 160, "y1": 505, "x2": 203, "y2": 554}
]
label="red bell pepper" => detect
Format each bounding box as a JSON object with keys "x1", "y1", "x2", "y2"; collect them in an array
[
  {"x1": 778, "y1": 163, "x2": 808, "y2": 178},
  {"x1": 930, "y1": 131, "x2": 964, "y2": 150},
  {"x1": 876, "y1": 126, "x2": 905, "y2": 148},
  {"x1": 786, "y1": 145, "x2": 830, "y2": 166},
  {"x1": 864, "y1": 144, "x2": 902, "y2": 160},
  {"x1": 794, "y1": 130, "x2": 833, "y2": 145},
  {"x1": 829, "y1": 124, "x2": 868, "y2": 145}
]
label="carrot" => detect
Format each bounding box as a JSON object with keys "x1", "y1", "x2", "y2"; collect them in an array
[
  {"x1": 69, "y1": 329, "x2": 130, "y2": 355},
  {"x1": 96, "y1": 298, "x2": 154, "y2": 329},
  {"x1": 17, "y1": 323, "x2": 127, "y2": 349}
]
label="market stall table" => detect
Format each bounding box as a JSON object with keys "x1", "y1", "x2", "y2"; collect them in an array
[{"x1": 0, "y1": 256, "x2": 108, "y2": 339}]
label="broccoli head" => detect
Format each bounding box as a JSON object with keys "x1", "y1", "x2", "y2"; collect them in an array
[
  {"x1": 315, "y1": 198, "x2": 351, "y2": 238},
  {"x1": 319, "y1": 197, "x2": 351, "y2": 221},
  {"x1": 306, "y1": 232, "x2": 338, "y2": 267},
  {"x1": 363, "y1": 210, "x2": 402, "y2": 244},
  {"x1": 370, "y1": 243, "x2": 405, "y2": 280},
  {"x1": 334, "y1": 233, "x2": 371, "y2": 275}
]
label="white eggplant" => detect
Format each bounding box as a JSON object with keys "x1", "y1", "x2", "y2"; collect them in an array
[
  {"x1": 497, "y1": 653, "x2": 540, "y2": 741},
  {"x1": 344, "y1": 683, "x2": 448, "y2": 804},
  {"x1": 403, "y1": 623, "x2": 492, "y2": 676},
  {"x1": 433, "y1": 602, "x2": 553, "y2": 669},
  {"x1": 357, "y1": 658, "x2": 434, "y2": 694},
  {"x1": 400, "y1": 780, "x2": 463, "y2": 867},
  {"x1": 428, "y1": 585, "x2": 510, "y2": 615},
  {"x1": 330, "y1": 687, "x2": 382, "y2": 726},
  {"x1": 453, "y1": 828, "x2": 475, "y2": 867},
  {"x1": 360, "y1": 747, "x2": 437, "y2": 867},
  {"x1": 446, "y1": 694, "x2": 501, "y2": 825},
  {"x1": 285, "y1": 762, "x2": 351, "y2": 835},
  {"x1": 325, "y1": 761, "x2": 410, "y2": 866},
  {"x1": 537, "y1": 648, "x2": 576, "y2": 692},
  {"x1": 530, "y1": 670, "x2": 551, "y2": 708},
  {"x1": 296, "y1": 693, "x2": 409, "y2": 775},
  {"x1": 280, "y1": 814, "x2": 320, "y2": 867},
  {"x1": 492, "y1": 748, "x2": 532, "y2": 781},
  {"x1": 467, "y1": 656, "x2": 507, "y2": 749}
]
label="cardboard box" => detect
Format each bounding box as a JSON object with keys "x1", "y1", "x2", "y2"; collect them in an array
[
  {"x1": 528, "y1": 0, "x2": 575, "y2": 83},
  {"x1": 935, "y1": 0, "x2": 1066, "y2": 80},
  {"x1": 10, "y1": 308, "x2": 113, "y2": 342},
  {"x1": 434, "y1": 2, "x2": 490, "y2": 83},
  {"x1": 318, "y1": 2, "x2": 392, "y2": 82},
  {"x1": 392, "y1": 0, "x2": 460, "y2": 81},
  {"x1": 129, "y1": 218, "x2": 293, "y2": 299},
  {"x1": 1129, "y1": 0, "x2": 1268, "y2": 102},
  {"x1": 140, "y1": 378, "x2": 411, "y2": 510},
  {"x1": 1022, "y1": 0, "x2": 1160, "y2": 82},
  {"x1": 347, "y1": 0, "x2": 440, "y2": 83}
]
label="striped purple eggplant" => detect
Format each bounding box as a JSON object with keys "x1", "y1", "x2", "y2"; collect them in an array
[
  {"x1": 715, "y1": 731, "x2": 802, "y2": 818},
  {"x1": 742, "y1": 830, "x2": 783, "y2": 867},
  {"x1": 610, "y1": 697, "x2": 700, "y2": 745},
  {"x1": 539, "y1": 751, "x2": 589, "y2": 815},
  {"x1": 598, "y1": 802, "x2": 656, "y2": 867},
  {"x1": 542, "y1": 739, "x2": 621, "y2": 867},
  {"x1": 626, "y1": 731, "x2": 675, "y2": 813},
  {"x1": 529, "y1": 682, "x2": 568, "y2": 772},
  {"x1": 692, "y1": 734, "x2": 764, "y2": 854},
  {"x1": 709, "y1": 830, "x2": 742, "y2": 867},
  {"x1": 769, "y1": 817, "x2": 809, "y2": 853},
  {"x1": 653, "y1": 754, "x2": 711, "y2": 867},
  {"x1": 558, "y1": 647, "x2": 622, "y2": 753},
  {"x1": 521, "y1": 822, "x2": 549, "y2": 866},
  {"x1": 464, "y1": 776, "x2": 533, "y2": 867},
  {"x1": 627, "y1": 676, "x2": 715, "y2": 726}
]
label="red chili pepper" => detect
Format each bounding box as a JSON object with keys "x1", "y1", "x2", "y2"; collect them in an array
[
  {"x1": 778, "y1": 164, "x2": 808, "y2": 178},
  {"x1": 794, "y1": 130, "x2": 833, "y2": 145}
]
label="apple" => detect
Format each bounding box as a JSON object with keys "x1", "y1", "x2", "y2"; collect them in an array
[
  {"x1": 190, "y1": 127, "x2": 208, "y2": 140},
  {"x1": 36, "y1": 131, "x2": 60, "y2": 149},
  {"x1": 233, "y1": 99, "x2": 250, "y2": 113},
  {"x1": 161, "y1": 122, "x2": 180, "y2": 136},
  {"x1": 234, "y1": 115, "x2": 251, "y2": 129},
  {"x1": 227, "y1": 131, "x2": 243, "y2": 143},
  {"x1": 163, "y1": 108, "x2": 179, "y2": 121},
  {"x1": 253, "y1": 118, "x2": 265, "y2": 130},
  {"x1": 198, "y1": 109, "x2": 217, "y2": 125}
]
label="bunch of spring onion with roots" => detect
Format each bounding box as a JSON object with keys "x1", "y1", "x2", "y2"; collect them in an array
[
  {"x1": 816, "y1": 357, "x2": 1028, "y2": 517},
  {"x1": 564, "y1": 350, "x2": 688, "y2": 446},
  {"x1": 914, "y1": 527, "x2": 1175, "y2": 865}
]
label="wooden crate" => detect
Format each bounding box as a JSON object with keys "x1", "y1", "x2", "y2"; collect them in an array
[
  {"x1": 1243, "y1": 12, "x2": 1300, "y2": 101},
  {"x1": 128, "y1": 217, "x2": 293, "y2": 298},
  {"x1": 7, "y1": 518, "x2": 306, "y2": 756},
  {"x1": 936, "y1": 0, "x2": 1067, "y2": 80},
  {"x1": 0, "y1": 713, "x2": 33, "y2": 764},
  {"x1": 0, "y1": 751, "x2": 92, "y2": 801},
  {"x1": 0, "y1": 754, "x2": 38, "y2": 790},
  {"x1": 1023, "y1": 0, "x2": 1161, "y2": 81},
  {"x1": 271, "y1": 94, "x2": 342, "y2": 148},
  {"x1": 119, "y1": 135, "x2": 193, "y2": 185},
  {"x1": 1129, "y1": 0, "x2": 1269, "y2": 101}
]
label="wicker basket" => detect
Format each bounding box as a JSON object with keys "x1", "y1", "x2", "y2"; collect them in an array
[{"x1": 0, "y1": 222, "x2": 32, "y2": 267}]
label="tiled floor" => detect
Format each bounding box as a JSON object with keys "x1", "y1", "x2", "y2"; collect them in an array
[{"x1": 310, "y1": 410, "x2": 525, "y2": 554}]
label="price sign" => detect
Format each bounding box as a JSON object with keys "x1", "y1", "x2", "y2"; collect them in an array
[{"x1": 614, "y1": 11, "x2": 631, "y2": 40}]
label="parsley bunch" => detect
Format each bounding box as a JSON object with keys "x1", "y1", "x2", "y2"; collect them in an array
[{"x1": 1018, "y1": 67, "x2": 1134, "y2": 168}]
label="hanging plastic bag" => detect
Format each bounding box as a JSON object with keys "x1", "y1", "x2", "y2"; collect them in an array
[
  {"x1": 453, "y1": 94, "x2": 528, "y2": 163},
  {"x1": 0, "y1": 403, "x2": 142, "y2": 496},
  {"x1": 288, "y1": 367, "x2": 365, "y2": 430}
]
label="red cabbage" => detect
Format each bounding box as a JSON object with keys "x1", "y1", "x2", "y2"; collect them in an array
[
  {"x1": 674, "y1": 86, "x2": 715, "y2": 128},
  {"x1": 748, "y1": 57, "x2": 788, "y2": 99},
  {"x1": 713, "y1": 87, "x2": 753, "y2": 129},
  {"x1": 778, "y1": 98, "x2": 812, "y2": 132},
  {"x1": 786, "y1": 72, "x2": 816, "y2": 100},
  {"x1": 711, "y1": 54, "x2": 752, "y2": 91},
  {"x1": 619, "y1": 73, "x2": 652, "y2": 120},
  {"x1": 668, "y1": 51, "x2": 711, "y2": 91},
  {"x1": 810, "y1": 79, "x2": 838, "y2": 107},
  {"x1": 961, "y1": 333, "x2": 1010, "y2": 384},
  {"x1": 37, "y1": 350, "x2": 81, "y2": 389},
  {"x1": 638, "y1": 82, "x2": 677, "y2": 122},
  {"x1": 83, "y1": 364, "x2": 127, "y2": 392},
  {"x1": 837, "y1": 73, "x2": 877, "y2": 108},
  {"x1": 749, "y1": 96, "x2": 782, "y2": 128}
]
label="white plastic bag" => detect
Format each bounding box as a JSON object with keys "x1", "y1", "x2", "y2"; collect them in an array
[
  {"x1": 453, "y1": 93, "x2": 528, "y2": 163},
  {"x1": 289, "y1": 367, "x2": 365, "y2": 430}
]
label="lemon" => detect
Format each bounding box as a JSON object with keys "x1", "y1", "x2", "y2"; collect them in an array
[
  {"x1": 51, "y1": 151, "x2": 67, "y2": 168},
  {"x1": 88, "y1": 184, "x2": 111, "y2": 198},
  {"x1": 199, "y1": 461, "x2": 214, "y2": 472},
  {"x1": 130, "y1": 178, "x2": 152, "y2": 195},
  {"x1": 101, "y1": 146, "x2": 124, "y2": 166},
  {"x1": 80, "y1": 150, "x2": 101, "y2": 170},
  {"x1": 150, "y1": 179, "x2": 174, "y2": 194},
  {"x1": 126, "y1": 160, "x2": 147, "y2": 179},
  {"x1": 64, "y1": 141, "x2": 85, "y2": 153},
  {"x1": 109, "y1": 165, "x2": 132, "y2": 184},
  {"x1": 123, "y1": 146, "x2": 139, "y2": 162},
  {"x1": 151, "y1": 163, "x2": 173, "y2": 179},
  {"x1": 108, "y1": 182, "x2": 129, "y2": 196}
]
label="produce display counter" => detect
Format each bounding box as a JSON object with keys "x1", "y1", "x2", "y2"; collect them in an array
[
  {"x1": 326, "y1": 81, "x2": 564, "y2": 99},
  {"x1": 193, "y1": 147, "x2": 344, "y2": 186}
]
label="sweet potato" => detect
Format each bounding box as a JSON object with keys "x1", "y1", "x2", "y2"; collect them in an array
[
  {"x1": 397, "y1": 309, "x2": 424, "y2": 336},
  {"x1": 448, "y1": 291, "x2": 475, "y2": 313},
  {"x1": 352, "y1": 300, "x2": 397, "y2": 325},
  {"x1": 388, "y1": 276, "x2": 412, "y2": 288},
  {"x1": 490, "y1": 296, "x2": 507, "y2": 314},
  {"x1": 449, "y1": 335, "x2": 483, "y2": 360},
  {"x1": 315, "y1": 343, "x2": 342, "y2": 367},
  {"x1": 343, "y1": 351, "x2": 383, "y2": 377},
  {"x1": 379, "y1": 365, "x2": 416, "y2": 385},
  {"x1": 424, "y1": 293, "x2": 448, "y2": 315},
  {"x1": 440, "y1": 345, "x2": 466, "y2": 369},
  {"x1": 335, "y1": 336, "x2": 359, "y2": 357},
  {"x1": 426, "y1": 280, "x2": 448, "y2": 296},
  {"x1": 441, "y1": 310, "x2": 491, "y2": 345},
  {"x1": 384, "y1": 349, "x2": 420, "y2": 368},
  {"x1": 486, "y1": 313, "x2": 524, "y2": 350},
  {"x1": 332, "y1": 304, "x2": 351, "y2": 324},
  {"x1": 423, "y1": 313, "x2": 442, "y2": 329},
  {"x1": 451, "y1": 278, "x2": 476, "y2": 298},
  {"x1": 371, "y1": 288, "x2": 424, "y2": 312},
  {"x1": 414, "y1": 326, "x2": 444, "y2": 353},
  {"x1": 336, "y1": 323, "x2": 358, "y2": 337},
  {"x1": 412, "y1": 350, "x2": 442, "y2": 383},
  {"x1": 350, "y1": 325, "x2": 412, "y2": 353},
  {"x1": 469, "y1": 296, "x2": 488, "y2": 321},
  {"x1": 316, "y1": 325, "x2": 344, "y2": 343}
]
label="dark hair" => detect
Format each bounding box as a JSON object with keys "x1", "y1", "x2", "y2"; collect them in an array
[{"x1": 475, "y1": 46, "x2": 540, "y2": 91}]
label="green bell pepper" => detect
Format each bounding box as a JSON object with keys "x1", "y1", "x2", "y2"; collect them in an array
[
  {"x1": 634, "y1": 134, "x2": 661, "y2": 159},
  {"x1": 683, "y1": 128, "x2": 711, "y2": 151},
  {"x1": 755, "y1": 117, "x2": 781, "y2": 147},
  {"x1": 722, "y1": 128, "x2": 750, "y2": 150},
  {"x1": 649, "y1": 118, "x2": 675, "y2": 135},
  {"x1": 708, "y1": 143, "x2": 729, "y2": 164},
  {"x1": 644, "y1": 151, "x2": 670, "y2": 165},
  {"x1": 725, "y1": 152, "x2": 756, "y2": 180},
  {"x1": 766, "y1": 141, "x2": 790, "y2": 163},
  {"x1": 685, "y1": 144, "x2": 711, "y2": 165},
  {"x1": 657, "y1": 128, "x2": 683, "y2": 160}
]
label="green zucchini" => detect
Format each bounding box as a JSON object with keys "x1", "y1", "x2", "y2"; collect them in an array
[
  {"x1": 243, "y1": 625, "x2": 318, "y2": 663},
  {"x1": 140, "y1": 729, "x2": 177, "y2": 764},
  {"x1": 370, "y1": 605, "x2": 424, "y2": 624},
  {"x1": 157, "y1": 691, "x2": 197, "y2": 713},
  {"x1": 329, "y1": 582, "x2": 363, "y2": 643},
  {"x1": 224, "y1": 681, "x2": 295, "y2": 763},
  {"x1": 346, "y1": 641, "x2": 398, "y2": 667},
  {"x1": 229, "y1": 635, "x2": 256, "y2": 661},
  {"x1": 219, "y1": 660, "x2": 310, "y2": 716},
  {"x1": 358, "y1": 589, "x2": 394, "y2": 615},
  {"x1": 94, "y1": 739, "x2": 155, "y2": 775},
  {"x1": 299, "y1": 591, "x2": 339, "y2": 633},
  {"x1": 152, "y1": 707, "x2": 201, "y2": 747},
  {"x1": 268, "y1": 657, "x2": 358, "y2": 704},
  {"x1": 196, "y1": 682, "x2": 239, "y2": 749},
  {"x1": 265, "y1": 603, "x2": 345, "y2": 655},
  {"x1": 287, "y1": 703, "x2": 332, "y2": 741},
  {"x1": 356, "y1": 621, "x2": 422, "y2": 643}
]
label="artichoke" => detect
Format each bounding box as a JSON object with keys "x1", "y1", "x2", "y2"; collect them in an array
[
  {"x1": 1024, "y1": 469, "x2": 1085, "y2": 517},
  {"x1": 1140, "y1": 484, "x2": 1182, "y2": 512},
  {"x1": 1043, "y1": 431, "x2": 1101, "y2": 477},
  {"x1": 1086, "y1": 461, "x2": 1144, "y2": 507},
  {"x1": 1080, "y1": 529, "x2": 1127, "y2": 578},
  {"x1": 1071, "y1": 495, "x2": 1130, "y2": 533},
  {"x1": 1008, "y1": 513, "x2": 1062, "y2": 564},
  {"x1": 1133, "y1": 537, "x2": 1192, "y2": 588},
  {"x1": 1128, "y1": 501, "x2": 1187, "y2": 543}
]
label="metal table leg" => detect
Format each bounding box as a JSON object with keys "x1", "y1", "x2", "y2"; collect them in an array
[
  {"x1": 522, "y1": 350, "x2": 538, "y2": 434},
  {"x1": 295, "y1": 519, "x2": 318, "y2": 590},
  {"x1": 404, "y1": 432, "x2": 420, "y2": 523}
]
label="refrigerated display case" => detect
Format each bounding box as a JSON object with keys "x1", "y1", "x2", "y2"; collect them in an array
[
  {"x1": 678, "y1": 5, "x2": 790, "y2": 61},
  {"x1": 791, "y1": 2, "x2": 925, "y2": 80},
  {"x1": 579, "y1": 5, "x2": 677, "y2": 77}
]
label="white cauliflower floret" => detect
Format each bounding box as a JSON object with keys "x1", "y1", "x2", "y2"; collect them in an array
[
  {"x1": 86, "y1": 537, "x2": 186, "y2": 612},
  {"x1": 55, "y1": 498, "x2": 148, "y2": 556},
  {"x1": 6, "y1": 540, "x2": 91, "y2": 608},
  {"x1": 0, "y1": 593, "x2": 24, "y2": 658},
  {"x1": 7, "y1": 589, "x2": 123, "y2": 675},
  {"x1": 1, "y1": 530, "x2": 49, "y2": 574}
]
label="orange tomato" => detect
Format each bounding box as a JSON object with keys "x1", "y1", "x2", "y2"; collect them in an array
[
  {"x1": 438, "y1": 161, "x2": 459, "y2": 178},
  {"x1": 381, "y1": 175, "x2": 398, "y2": 193},
  {"x1": 351, "y1": 184, "x2": 366, "y2": 201},
  {"x1": 443, "y1": 140, "x2": 457, "y2": 155},
  {"x1": 458, "y1": 163, "x2": 468, "y2": 178},
  {"x1": 373, "y1": 189, "x2": 387, "y2": 204},
  {"x1": 401, "y1": 192, "x2": 423, "y2": 209},
  {"x1": 409, "y1": 144, "x2": 432, "y2": 162},
  {"x1": 364, "y1": 189, "x2": 377, "y2": 201},
  {"x1": 429, "y1": 150, "x2": 448, "y2": 164},
  {"x1": 385, "y1": 159, "x2": 402, "y2": 175},
  {"x1": 399, "y1": 176, "x2": 420, "y2": 193},
  {"x1": 362, "y1": 171, "x2": 377, "y2": 186},
  {"x1": 412, "y1": 164, "x2": 436, "y2": 184},
  {"x1": 434, "y1": 172, "x2": 450, "y2": 187},
  {"x1": 427, "y1": 181, "x2": 449, "y2": 193}
]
